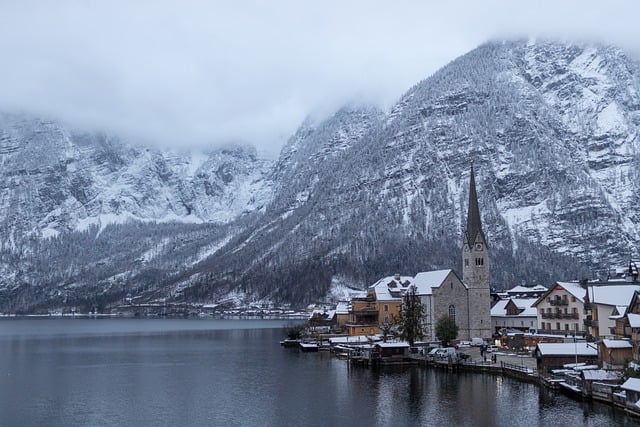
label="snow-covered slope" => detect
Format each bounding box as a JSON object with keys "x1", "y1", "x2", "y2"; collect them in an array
[
  {"x1": 2, "y1": 39, "x2": 640, "y2": 312},
  {"x1": 0, "y1": 113, "x2": 274, "y2": 244}
]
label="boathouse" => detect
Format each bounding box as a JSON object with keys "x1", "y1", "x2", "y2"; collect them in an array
[
  {"x1": 534, "y1": 342, "x2": 598, "y2": 374},
  {"x1": 598, "y1": 339, "x2": 633, "y2": 369},
  {"x1": 620, "y1": 378, "x2": 640, "y2": 416}
]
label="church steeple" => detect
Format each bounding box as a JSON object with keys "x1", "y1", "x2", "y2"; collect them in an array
[
  {"x1": 461, "y1": 160, "x2": 491, "y2": 341},
  {"x1": 466, "y1": 161, "x2": 485, "y2": 248}
]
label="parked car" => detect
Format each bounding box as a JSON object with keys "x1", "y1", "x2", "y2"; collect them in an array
[
  {"x1": 434, "y1": 347, "x2": 458, "y2": 360},
  {"x1": 456, "y1": 340, "x2": 471, "y2": 348},
  {"x1": 426, "y1": 347, "x2": 441, "y2": 359},
  {"x1": 471, "y1": 337, "x2": 484, "y2": 347},
  {"x1": 486, "y1": 345, "x2": 500, "y2": 353}
]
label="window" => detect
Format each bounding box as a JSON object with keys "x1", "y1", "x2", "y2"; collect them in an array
[
  {"x1": 475, "y1": 258, "x2": 484, "y2": 266},
  {"x1": 464, "y1": 259, "x2": 469, "y2": 267},
  {"x1": 384, "y1": 304, "x2": 389, "y2": 312},
  {"x1": 565, "y1": 324, "x2": 569, "y2": 331},
  {"x1": 572, "y1": 296, "x2": 576, "y2": 302},
  {"x1": 449, "y1": 305, "x2": 456, "y2": 324}
]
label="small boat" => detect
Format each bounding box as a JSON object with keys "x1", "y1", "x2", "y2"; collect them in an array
[
  {"x1": 279, "y1": 339, "x2": 300, "y2": 348},
  {"x1": 299, "y1": 341, "x2": 319, "y2": 352}
]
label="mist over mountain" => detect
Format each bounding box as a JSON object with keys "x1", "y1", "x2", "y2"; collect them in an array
[{"x1": 2, "y1": 39, "x2": 639, "y2": 313}]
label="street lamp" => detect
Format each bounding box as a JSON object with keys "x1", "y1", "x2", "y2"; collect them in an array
[{"x1": 573, "y1": 332, "x2": 578, "y2": 369}]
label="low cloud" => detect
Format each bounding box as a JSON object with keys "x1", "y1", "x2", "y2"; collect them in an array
[{"x1": 1, "y1": 0, "x2": 638, "y2": 155}]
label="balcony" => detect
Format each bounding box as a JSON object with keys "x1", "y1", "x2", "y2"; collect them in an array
[
  {"x1": 561, "y1": 313, "x2": 579, "y2": 319},
  {"x1": 550, "y1": 299, "x2": 568, "y2": 306},
  {"x1": 583, "y1": 302, "x2": 593, "y2": 310}
]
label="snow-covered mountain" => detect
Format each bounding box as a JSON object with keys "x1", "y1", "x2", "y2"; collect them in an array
[
  {"x1": 2, "y1": 39, "x2": 640, "y2": 313},
  {"x1": 0, "y1": 113, "x2": 274, "y2": 241}
]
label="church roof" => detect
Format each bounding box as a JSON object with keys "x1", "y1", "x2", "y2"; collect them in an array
[
  {"x1": 465, "y1": 163, "x2": 486, "y2": 247},
  {"x1": 413, "y1": 269, "x2": 462, "y2": 295}
]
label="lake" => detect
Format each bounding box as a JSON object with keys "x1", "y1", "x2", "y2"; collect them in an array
[{"x1": 0, "y1": 318, "x2": 634, "y2": 426}]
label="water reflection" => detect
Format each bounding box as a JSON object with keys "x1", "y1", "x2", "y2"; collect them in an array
[{"x1": 0, "y1": 319, "x2": 636, "y2": 427}]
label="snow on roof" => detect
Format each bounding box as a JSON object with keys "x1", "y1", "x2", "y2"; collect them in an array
[
  {"x1": 554, "y1": 282, "x2": 587, "y2": 302},
  {"x1": 536, "y1": 342, "x2": 597, "y2": 356},
  {"x1": 629, "y1": 313, "x2": 640, "y2": 328},
  {"x1": 370, "y1": 275, "x2": 415, "y2": 300},
  {"x1": 602, "y1": 339, "x2": 632, "y2": 349},
  {"x1": 376, "y1": 342, "x2": 410, "y2": 348},
  {"x1": 490, "y1": 298, "x2": 538, "y2": 317},
  {"x1": 609, "y1": 306, "x2": 627, "y2": 320},
  {"x1": 582, "y1": 370, "x2": 621, "y2": 381},
  {"x1": 506, "y1": 285, "x2": 548, "y2": 295},
  {"x1": 413, "y1": 270, "x2": 456, "y2": 295},
  {"x1": 589, "y1": 285, "x2": 640, "y2": 307},
  {"x1": 622, "y1": 378, "x2": 640, "y2": 392},
  {"x1": 329, "y1": 336, "x2": 381, "y2": 344}
]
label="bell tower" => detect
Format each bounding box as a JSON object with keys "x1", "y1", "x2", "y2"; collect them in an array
[{"x1": 462, "y1": 161, "x2": 491, "y2": 339}]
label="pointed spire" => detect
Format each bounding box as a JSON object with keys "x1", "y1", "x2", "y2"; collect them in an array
[{"x1": 466, "y1": 160, "x2": 485, "y2": 247}]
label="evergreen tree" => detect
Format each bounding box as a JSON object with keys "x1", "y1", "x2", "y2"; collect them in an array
[
  {"x1": 398, "y1": 285, "x2": 425, "y2": 346},
  {"x1": 435, "y1": 315, "x2": 459, "y2": 347}
]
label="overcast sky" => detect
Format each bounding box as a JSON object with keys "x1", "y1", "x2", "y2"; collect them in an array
[{"x1": 1, "y1": 1, "x2": 639, "y2": 156}]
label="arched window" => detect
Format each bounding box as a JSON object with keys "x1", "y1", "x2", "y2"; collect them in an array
[{"x1": 448, "y1": 305, "x2": 456, "y2": 324}]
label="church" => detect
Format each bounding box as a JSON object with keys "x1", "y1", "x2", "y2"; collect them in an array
[{"x1": 346, "y1": 164, "x2": 492, "y2": 341}]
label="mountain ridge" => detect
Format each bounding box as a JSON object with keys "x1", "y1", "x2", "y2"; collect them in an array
[{"x1": 2, "y1": 39, "x2": 640, "y2": 312}]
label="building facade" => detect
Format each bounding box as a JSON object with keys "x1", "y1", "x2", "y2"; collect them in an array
[
  {"x1": 345, "y1": 164, "x2": 492, "y2": 341},
  {"x1": 533, "y1": 281, "x2": 586, "y2": 336}
]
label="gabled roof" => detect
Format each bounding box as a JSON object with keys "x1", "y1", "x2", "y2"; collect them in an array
[
  {"x1": 532, "y1": 282, "x2": 586, "y2": 307},
  {"x1": 589, "y1": 284, "x2": 640, "y2": 307},
  {"x1": 490, "y1": 298, "x2": 538, "y2": 317},
  {"x1": 536, "y1": 342, "x2": 597, "y2": 356},
  {"x1": 413, "y1": 269, "x2": 463, "y2": 295},
  {"x1": 369, "y1": 275, "x2": 415, "y2": 301}
]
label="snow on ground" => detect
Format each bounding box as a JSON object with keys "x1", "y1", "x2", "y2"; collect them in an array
[
  {"x1": 327, "y1": 276, "x2": 365, "y2": 301},
  {"x1": 596, "y1": 102, "x2": 627, "y2": 135}
]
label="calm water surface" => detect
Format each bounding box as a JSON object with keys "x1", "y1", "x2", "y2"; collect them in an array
[{"x1": 0, "y1": 318, "x2": 635, "y2": 426}]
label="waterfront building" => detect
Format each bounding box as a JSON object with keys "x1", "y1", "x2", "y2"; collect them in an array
[
  {"x1": 534, "y1": 342, "x2": 598, "y2": 374},
  {"x1": 620, "y1": 378, "x2": 640, "y2": 416},
  {"x1": 597, "y1": 339, "x2": 633, "y2": 369},
  {"x1": 490, "y1": 297, "x2": 538, "y2": 333},
  {"x1": 345, "y1": 164, "x2": 492, "y2": 341},
  {"x1": 613, "y1": 290, "x2": 640, "y2": 361},
  {"x1": 583, "y1": 283, "x2": 640, "y2": 338},
  {"x1": 533, "y1": 282, "x2": 587, "y2": 336}
]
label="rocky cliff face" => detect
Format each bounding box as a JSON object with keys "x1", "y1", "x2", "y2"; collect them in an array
[
  {"x1": 2, "y1": 39, "x2": 639, "y2": 312},
  {"x1": 0, "y1": 113, "x2": 273, "y2": 241}
]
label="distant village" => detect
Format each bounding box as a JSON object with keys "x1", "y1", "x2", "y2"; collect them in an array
[{"x1": 293, "y1": 165, "x2": 640, "y2": 418}]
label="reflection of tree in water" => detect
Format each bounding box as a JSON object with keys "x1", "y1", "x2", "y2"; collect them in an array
[{"x1": 407, "y1": 367, "x2": 426, "y2": 419}]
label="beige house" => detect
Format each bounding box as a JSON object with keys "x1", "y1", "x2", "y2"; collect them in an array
[{"x1": 533, "y1": 281, "x2": 586, "y2": 336}]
